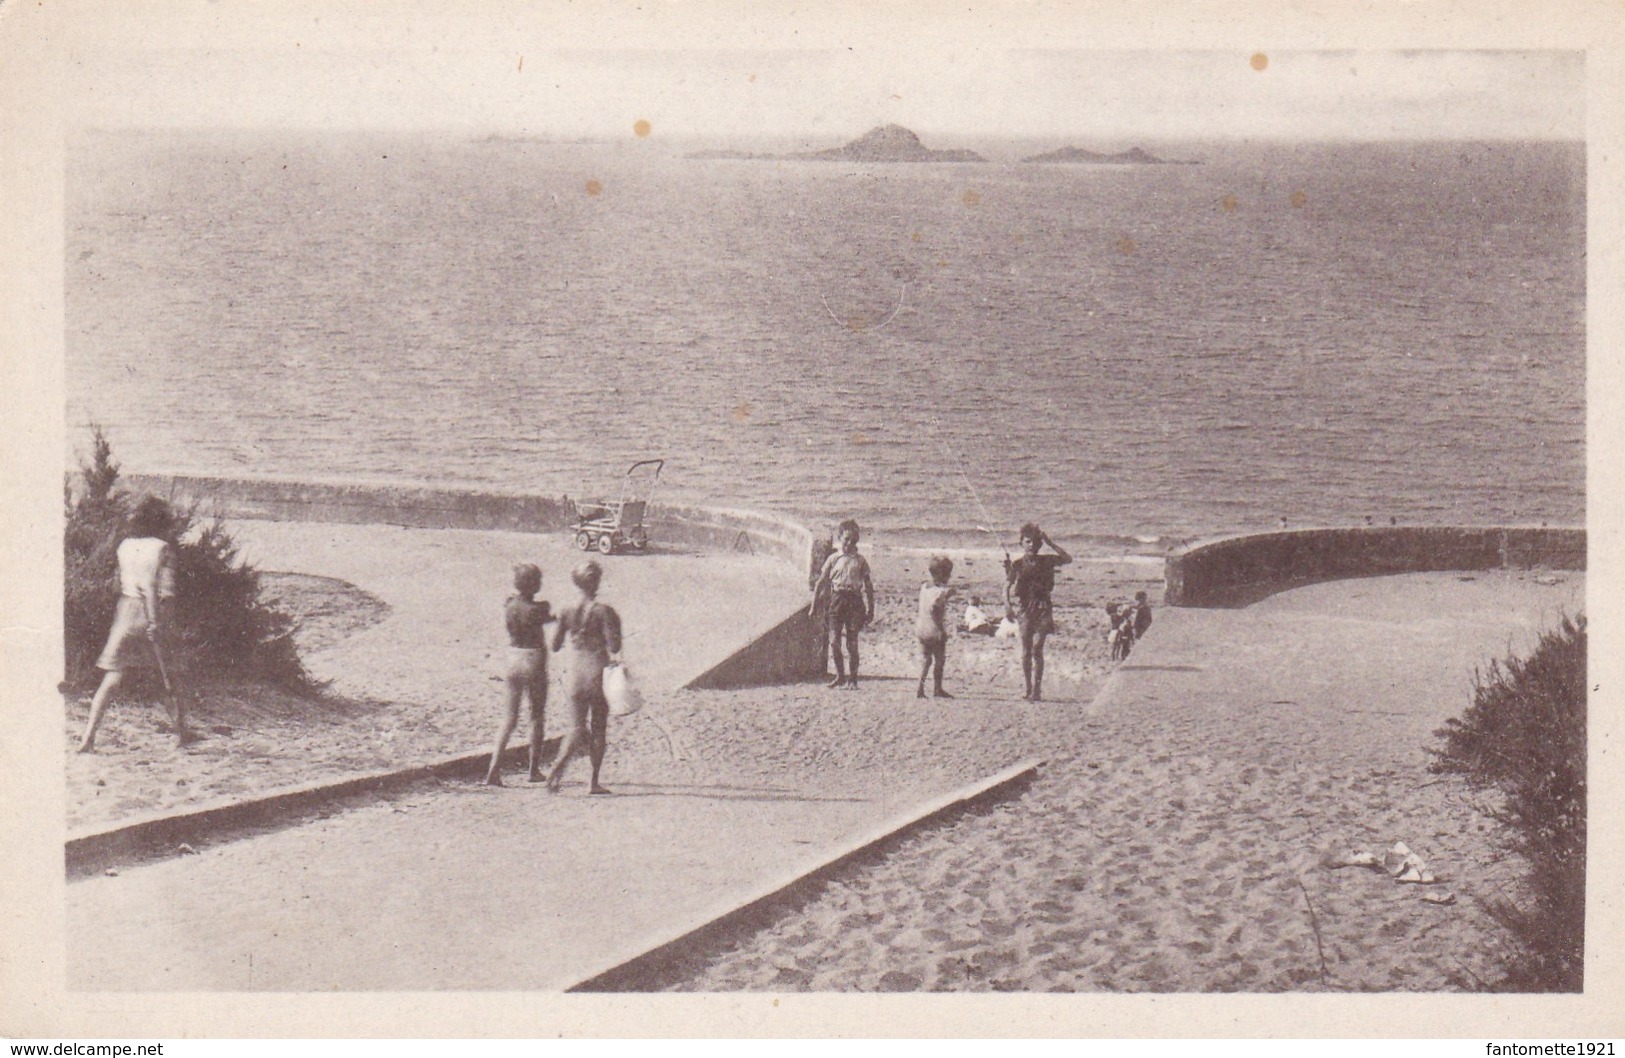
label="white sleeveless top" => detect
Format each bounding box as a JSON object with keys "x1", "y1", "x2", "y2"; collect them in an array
[{"x1": 117, "y1": 537, "x2": 176, "y2": 599}]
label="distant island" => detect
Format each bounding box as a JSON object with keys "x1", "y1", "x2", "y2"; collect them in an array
[
  {"x1": 1023, "y1": 145, "x2": 1198, "y2": 165},
  {"x1": 688, "y1": 125, "x2": 985, "y2": 163}
]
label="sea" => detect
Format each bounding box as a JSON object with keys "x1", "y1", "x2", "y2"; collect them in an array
[{"x1": 65, "y1": 130, "x2": 1585, "y2": 551}]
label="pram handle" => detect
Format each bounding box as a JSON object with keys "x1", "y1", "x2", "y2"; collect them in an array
[{"x1": 626, "y1": 459, "x2": 664, "y2": 479}]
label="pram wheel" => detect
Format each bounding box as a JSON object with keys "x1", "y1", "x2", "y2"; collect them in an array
[
  {"x1": 575, "y1": 531, "x2": 593, "y2": 551},
  {"x1": 596, "y1": 534, "x2": 615, "y2": 555}
]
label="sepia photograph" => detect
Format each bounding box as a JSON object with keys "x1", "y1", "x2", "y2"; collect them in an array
[{"x1": 3, "y1": 0, "x2": 1622, "y2": 1040}]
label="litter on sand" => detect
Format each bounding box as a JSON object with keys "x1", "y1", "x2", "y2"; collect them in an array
[
  {"x1": 1383, "y1": 841, "x2": 1438, "y2": 884},
  {"x1": 1421, "y1": 891, "x2": 1457, "y2": 906},
  {"x1": 1324, "y1": 851, "x2": 1381, "y2": 869},
  {"x1": 1323, "y1": 841, "x2": 1443, "y2": 885}
]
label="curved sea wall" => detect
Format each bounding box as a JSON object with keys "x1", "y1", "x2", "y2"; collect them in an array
[
  {"x1": 647, "y1": 502, "x2": 814, "y2": 575},
  {"x1": 122, "y1": 473, "x2": 576, "y2": 532},
  {"x1": 121, "y1": 474, "x2": 815, "y2": 578},
  {"x1": 119, "y1": 473, "x2": 824, "y2": 688},
  {"x1": 1165, "y1": 525, "x2": 1585, "y2": 608}
]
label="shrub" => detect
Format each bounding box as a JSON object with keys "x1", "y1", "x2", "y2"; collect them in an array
[
  {"x1": 63, "y1": 429, "x2": 127, "y2": 685},
  {"x1": 1430, "y1": 614, "x2": 1586, "y2": 992},
  {"x1": 64, "y1": 427, "x2": 311, "y2": 691}
]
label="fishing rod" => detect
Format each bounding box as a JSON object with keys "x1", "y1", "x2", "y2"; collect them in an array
[{"x1": 812, "y1": 266, "x2": 1009, "y2": 557}]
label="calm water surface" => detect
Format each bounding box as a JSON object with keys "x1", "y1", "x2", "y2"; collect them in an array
[{"x1": 66, "y1": 131, "x2": 1585, "y2": 547}]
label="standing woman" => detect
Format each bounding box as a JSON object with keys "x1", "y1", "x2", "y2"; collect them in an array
[
  {"x1": 544, "y1": 561, "x2": 622, "y2": 795},
  {"x1": 1004, "y1": 522, "x2": 1072, "y2": 701},
  {"x1": 78, "y1": 495, "x2": 193, "y2": 752},
  {"x1": 484, "y1": 563, "x2": 554, "y2": 786}
]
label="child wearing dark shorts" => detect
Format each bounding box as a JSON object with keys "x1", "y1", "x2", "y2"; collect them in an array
[{"x1": 810, "y1": 518, "x2": 875, "y2": 689}]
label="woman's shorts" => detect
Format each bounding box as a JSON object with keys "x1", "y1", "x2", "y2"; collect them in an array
[
  {"x1": 827, "y1": 590, "x2": 867, "y2": 634},
  {"x1": 96, "y1": 596, "x2": 163, "y2": 672}
]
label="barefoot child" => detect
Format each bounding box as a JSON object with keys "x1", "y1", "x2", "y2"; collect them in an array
[
  {"x1": 545, "y1": 561, "x2": 622, "y2": 794},
  {"x1": 484, "y1": 563, "x2": 554, "y2": 785},
  {"x1": 809, "y1": 518, "x2": 875, "y2": 689},
  {"x1": 916, "y1": 555, "x2": 957, "y2": 698},
  {"x1": 1004, "y1": 523, "x2": 1072, "y2": 701}
]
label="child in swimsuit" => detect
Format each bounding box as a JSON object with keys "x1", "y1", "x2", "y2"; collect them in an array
[
  {"x1": 916, "y1": 555, "x2": 957, "y2": 699},
  {"x1": 484, "y1": 563, "x2": 554, "y2": 786},
  {"x1": 545, "y1": 560, "x2": 622, "y2": 794},
  {"x1": 1004, "y1": 523, "x2": 1072, "y2": 701}
]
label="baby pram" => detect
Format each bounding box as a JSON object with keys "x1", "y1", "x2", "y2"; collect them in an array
[{"x1": 572, "y1": 459, "x2": 663, "y2": 555}]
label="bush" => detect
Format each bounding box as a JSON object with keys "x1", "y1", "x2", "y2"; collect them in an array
[
  {"x1": 64, "y1": 427, "x2": 311, "y2": 691},
  {"x1": 1430, "y1": 614, "x2": 1586, "y2": 992}
]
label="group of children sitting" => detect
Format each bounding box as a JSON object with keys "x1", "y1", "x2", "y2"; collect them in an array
[{"x1": 810, "y1": 518, "x2": 1149, "y2": 702}]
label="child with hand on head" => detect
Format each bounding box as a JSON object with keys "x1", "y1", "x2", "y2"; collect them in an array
[
  {"x1": 916, "y1": 555, "x2": 958, "y2": 699},
  {"x1": 810, "y1": 518, "x2": 875, "y2": 689},
  {"x1": 1004, "y1": 522, "x2": 1072, "y2": 701}
]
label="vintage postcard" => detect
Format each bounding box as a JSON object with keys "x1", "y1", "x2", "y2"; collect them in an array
[{"x1": 3, "y1": 0, "x2": 1622, "y2": 1040}]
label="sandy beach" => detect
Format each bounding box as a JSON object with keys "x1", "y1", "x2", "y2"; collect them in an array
[
  {"x1": 61, "y1": 520, "x2": 1581, "y2": 992},
  {"x1": 665, "y1": 570, "x2": 1583, "y2": 992}
]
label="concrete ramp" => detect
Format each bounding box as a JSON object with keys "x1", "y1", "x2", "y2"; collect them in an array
[
  {"x1": 67, "y1": 767, "x2": 1037, "y2": 991},
  {"x1": 226, "y1": 520, "x2": 808, "y2": 695}
]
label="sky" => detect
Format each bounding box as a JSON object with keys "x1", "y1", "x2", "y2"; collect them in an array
[{"x1": 49, "y1": 2, "x2": 1587, "y2": 141}]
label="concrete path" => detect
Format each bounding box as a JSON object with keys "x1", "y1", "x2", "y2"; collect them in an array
[
  {"x1": 68, "y1": 521, "x2": 863, "y2": 991},
  {"x1": 68, "y1": 775, "x2": 921, "y2": 990},
  {"x1": 63, "y1": 520, "x2": 814, "y2": 837},
  {"x1": 227, "y1": 520, "x2": 807, "y2": 694},
  {"x1": 1092, "y1": 569, "x2": 1583, "y2": 764}
]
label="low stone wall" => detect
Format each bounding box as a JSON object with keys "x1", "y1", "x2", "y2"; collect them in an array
[
  {"x1": 120, "y1": 472, "x2": 825, "y2": 687},
  {"x1": 122, "y1": 474, "x2": 816, "y2": 580},
  {"x1": 649, "y1": 502, "x2": 814, "y2": 577},
  {"x1": 123, "y1": 473, "x2": 575, "y2": 534},
  {"x1": 1165, "y1": 525, "x2": 1585, "y2": 608}
]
